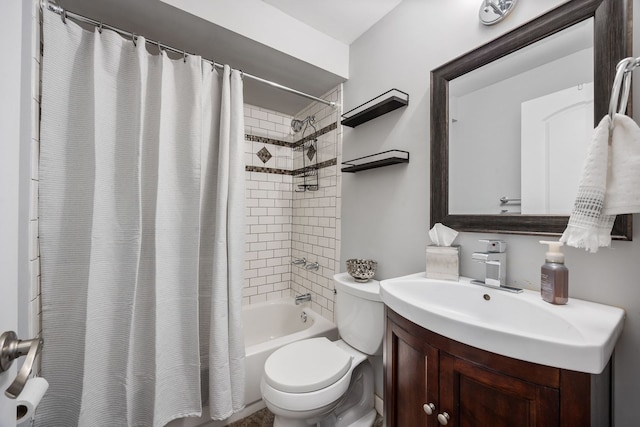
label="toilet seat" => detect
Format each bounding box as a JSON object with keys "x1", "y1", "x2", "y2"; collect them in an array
[
  {"x1": 260, "y1": 339, "x2": 368, "y2": 412},
  {"x1": 264, "y1": 337, "x2": 352, "y2": 393}
]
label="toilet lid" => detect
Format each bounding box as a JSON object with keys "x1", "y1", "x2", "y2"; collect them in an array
[{"x1": 264, "y1": 337, "x2": 352, "y2": 393}]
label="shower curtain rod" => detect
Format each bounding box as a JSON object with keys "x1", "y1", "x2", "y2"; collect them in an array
[{"x1": 39, "y1": 0, "x2": 337, "y2": 108}]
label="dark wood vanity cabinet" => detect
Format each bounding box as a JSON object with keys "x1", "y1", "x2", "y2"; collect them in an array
[{"x1": 384, "y1": 308, "x2": 607, "y2": 427}]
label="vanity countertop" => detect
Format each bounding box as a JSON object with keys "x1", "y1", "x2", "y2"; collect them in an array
[{"x1": 379, "y1": 273, "x2": 625, "y2": 374}]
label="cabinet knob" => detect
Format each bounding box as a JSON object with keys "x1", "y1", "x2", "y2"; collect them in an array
[
  {"x1": 437, "y1": 412, "x2": 450, "y2": 425},
  {"x1": 423, "y1": 403, "x2": 436, "y2": 415}
]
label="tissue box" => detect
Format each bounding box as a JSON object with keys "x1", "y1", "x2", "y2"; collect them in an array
[{"x1": 426, "y1": 245, "x2": 460, "y2": 281}]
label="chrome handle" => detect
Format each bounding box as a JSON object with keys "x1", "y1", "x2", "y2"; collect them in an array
[
  {"x1": 437, "y1": 412, "x2": 450, "y2": 425},
  {"x1": 423, "y1": 403, "x2": 436, "y2": 415},
  {"x1": 0, "y1": 331, "x2": 44, "y2": 399},
  {"x1": 292, "y1": 257, "x2": 306, "y2": 266},
  {"x1": 304, "y1": 262, "x2": 319, "y2": 271}
]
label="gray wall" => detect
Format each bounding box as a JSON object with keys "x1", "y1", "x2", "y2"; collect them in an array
[{"x1": 341, "y1": 0, "x2": 640, "y2": 425}]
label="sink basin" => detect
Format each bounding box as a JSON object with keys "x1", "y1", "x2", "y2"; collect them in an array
[{"x1": 379, "y1": 273, "x2": 625, "y2": 374}]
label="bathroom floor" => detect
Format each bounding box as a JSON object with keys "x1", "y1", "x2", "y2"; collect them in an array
[
  {"x1": 229, "y1": 408, "x2": 384, "y2": 426},
  {"x1": 228, "y1": 408, "x2": 274, "y2": 426}
]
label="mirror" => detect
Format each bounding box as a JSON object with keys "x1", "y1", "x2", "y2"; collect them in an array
[
  {"x1": 431, "y1": 0, "x2": 632, "y2": 238},
  {"x1": 449, "y1": 19, "x2": 593, "y2": 215}
]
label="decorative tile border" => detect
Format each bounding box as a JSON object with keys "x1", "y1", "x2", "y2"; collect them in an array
[
  {"x1": 245, "y1": 121, "x2": 338, "y2": 176},
  {"x1": 292, "y1": 158, "x2": 336, "y2": 176},
  {"x1": 246, "y1": 134, "x2": 293, "y2": 148},
  {"x1": 246, "y1": 158, "x2": 337, "y2": 176},
  {"x1": 245, "y1": 165, "x2": 291, "y2": 175},
  {"x1": 293, "y1": 122, "x2": 337, "y2": 148},
  {"x1": 245, "y1": 121, "x2": 337, "y2": 150}
]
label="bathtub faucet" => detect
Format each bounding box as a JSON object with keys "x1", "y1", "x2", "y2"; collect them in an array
[
  {"x1": 304, "y1": 262, "x2": 319, "y2": 271},
  {"x1": 295, "y1": 293, "x2": 312, "y2": 305},
  {"x1": 292, "y1": 257, "x2": 306, "y2": 266}
]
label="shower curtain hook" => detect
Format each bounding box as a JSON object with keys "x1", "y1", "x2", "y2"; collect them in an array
[
  {"x1": 131, "y1": 33, "x2": 137, "y2": 47},
  {"x1": 60, "y1": 9, "x2": 66, "y2": 24},
  {"x1": 240, "y1": 69, "x2": 244, "y2": 80},
  {"x1": 98, "y1": 22, "x2": 103, "y2": 33},
  {"x1": 183, "y1": 50, "x2": 187, "y2": 63}
]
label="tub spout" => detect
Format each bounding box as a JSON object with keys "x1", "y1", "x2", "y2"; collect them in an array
[{"x1": 295, "y1": 293, "x2": 312, "y2": 305}]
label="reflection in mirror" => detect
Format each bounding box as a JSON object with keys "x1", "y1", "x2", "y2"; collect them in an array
[
  {"x1": 449, "y1": 19, "x2": 593, "y2": 215},
  {"x1": 430, "y1": 0, "x2": 632, "y2": 239}
]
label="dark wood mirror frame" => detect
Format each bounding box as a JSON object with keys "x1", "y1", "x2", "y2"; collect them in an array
[{"x1": 431, "y1": 0, "x2": 633, "y2": 239}]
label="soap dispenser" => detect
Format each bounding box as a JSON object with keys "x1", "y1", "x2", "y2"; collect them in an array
[{"x1": 539, "y1": 241, "x2": 568, "y2": 305}]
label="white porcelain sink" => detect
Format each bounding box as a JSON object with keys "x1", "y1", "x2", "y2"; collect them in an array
[{"x1": 379, "y1": 273, "x2": 625, "y2": 374}]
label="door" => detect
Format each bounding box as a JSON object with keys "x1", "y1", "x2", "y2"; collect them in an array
[
  {"x1": 1, "y1": 1, "x2": 32, "y2": 425},
  {"x1": 521, "y1": 83, "x2": 594, "y2": 214},
  {"x1": 439, "y1": 352, "x2": 559, "y2": 427},
  {"x1": 385, "y1": 317, "x2": 439, "y2": 427}
]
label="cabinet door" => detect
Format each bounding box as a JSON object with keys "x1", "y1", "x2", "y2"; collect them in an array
[
  {"x1": 385, "y1": 319, "x2": 440, "y2": 427},
  {"x1": 439, "y1": 352, "x2": 559, "y2": 427}
]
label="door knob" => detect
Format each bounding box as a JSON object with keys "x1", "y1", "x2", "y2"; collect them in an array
[
  {"x1": 437, "y1": 412, "x2": 450, "y2": 425},
  {"x1": 423, "y1": 402, "x2": 436, "y2": 415},
  {"x1": 0, "y1": 331, "x2": 43, "y2": 399}
]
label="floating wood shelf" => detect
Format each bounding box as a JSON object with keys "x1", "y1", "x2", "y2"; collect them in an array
[
  {"x1": 341, "y1": 89, "x2": 409, "y2": 128},
  {"x1": 341, "y1": 150, "x2": 410, "y2": 173}
]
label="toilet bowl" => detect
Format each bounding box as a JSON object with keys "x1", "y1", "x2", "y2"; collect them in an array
[{"x1": 260, "y1": 273, "x2": 383, "y2": 427}]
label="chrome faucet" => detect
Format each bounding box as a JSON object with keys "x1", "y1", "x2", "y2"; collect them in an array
[
  {"x1": 472, "y1": 239, "x2": 506, "y2": 286},
  {"x1": 295, "y1": 293, "x2": 312, "y2": 305},
  {"x1": 292, "y1": 257, "x2": 306, "y2": 266},
  {"x1": 471, "y1": 240, "x2": 522, "y2": 293},
  {"x1": 304, "y1": 262, "x2": 319, "y2": 271}
]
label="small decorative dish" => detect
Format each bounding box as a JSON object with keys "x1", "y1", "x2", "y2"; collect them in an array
[{"x1": 346, "y1": 259, "x2": 377, "y2": 282}]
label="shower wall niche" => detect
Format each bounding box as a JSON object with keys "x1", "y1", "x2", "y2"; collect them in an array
[{"x1": 243, "y1": 85, "x2": 342, "y2": 321}]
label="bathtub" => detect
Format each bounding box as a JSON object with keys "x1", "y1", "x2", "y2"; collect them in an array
[{"x1": 170, "y1": 297, "x2": 338, "y2": 427}]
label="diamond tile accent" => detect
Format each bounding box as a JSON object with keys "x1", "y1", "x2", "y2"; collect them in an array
[
  {"x1": 256, "y1": 146, "x2": 272, "y2": 164},
  {"x1": 307, "y1": 144, "x2": 316, "y2": 161}
]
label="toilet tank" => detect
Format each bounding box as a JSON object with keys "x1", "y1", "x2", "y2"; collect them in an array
[{"x1": 334, "y1": 272, "x2": 384, "y2": 356}]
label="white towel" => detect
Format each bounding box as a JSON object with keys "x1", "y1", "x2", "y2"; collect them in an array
[
  {"x1": 603, "y1": 113, "x2": 640, "y2": 215},
  {"x1": 560, "y1": 115, "x2": 615, "y2": 252}
]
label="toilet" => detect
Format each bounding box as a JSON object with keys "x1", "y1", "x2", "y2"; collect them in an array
[{"x1": 260, "y1": 272, "x2": 384, "y2": 427}]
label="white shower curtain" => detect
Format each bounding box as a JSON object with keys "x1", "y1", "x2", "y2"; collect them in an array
[{"x1": 36, "y1": 9, "x2": 245, "y2": 427}]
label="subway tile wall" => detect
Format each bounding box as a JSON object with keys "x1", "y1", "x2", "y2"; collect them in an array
[
  {"x1": 290, "y1": 86, "x2": 342, "y2": 321},
  {"x1": 243, "y1": 106, "x2": 295, "y2": 304},
  {"x1": 244, "y1": 86, "x2": 342, "y2": 321}
]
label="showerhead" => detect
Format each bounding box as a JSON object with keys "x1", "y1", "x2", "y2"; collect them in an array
[
  {"x1": 291, "y1": 115, "x2": 316, "y2": 134},
  {"x1": 291, "y1": 119, "x2": 305, "y2": 133}
]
